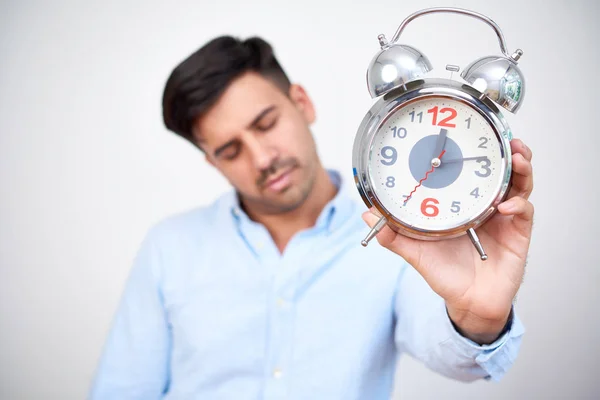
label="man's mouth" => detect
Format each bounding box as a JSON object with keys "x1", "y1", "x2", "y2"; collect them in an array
[{"x1": 263, "y1": 166, "x2": 296, "y2": 192}]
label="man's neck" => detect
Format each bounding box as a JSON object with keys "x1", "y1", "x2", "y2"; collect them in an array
[{"x1": 245, "y1": 167, "x2": 338, "y2": 253}]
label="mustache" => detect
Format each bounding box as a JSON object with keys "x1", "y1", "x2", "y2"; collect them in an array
[{"x1": 256, "y1": 158, "x2": 300, "y2": 188}]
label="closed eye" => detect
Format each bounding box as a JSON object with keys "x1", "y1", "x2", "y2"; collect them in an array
[
  {"x1": 255, "y1": 117, "x2": 278, "y2": 132},
  {"x1": 221, "y1": 143, "x2": 242, "y2": 160},
  {"x1": 214, "y1": 139, "x2": 241, "y2": 160}
]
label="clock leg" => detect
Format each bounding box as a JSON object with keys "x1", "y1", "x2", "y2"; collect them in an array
[
  {"x1": 467, "y1": 228, "x2": 488, "y2": 261},
  {"x1": 361, "y1": 216, "x2": 388, "y2": 247}
]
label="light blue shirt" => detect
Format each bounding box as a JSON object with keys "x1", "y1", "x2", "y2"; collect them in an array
[{"x1": 89, "y1": 171, "x2": 524, "y2": 400}]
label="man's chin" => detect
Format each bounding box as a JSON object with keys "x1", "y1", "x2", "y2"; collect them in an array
[
  {"x1": 240, "y1": 167, "x2": 316, "y2": 214},
  {"x1": 242, "y1": 185, "x2": 309, "y2": 215},
  {"x1": 263, "y1": 187, "x2": 307, "y2": 212}
]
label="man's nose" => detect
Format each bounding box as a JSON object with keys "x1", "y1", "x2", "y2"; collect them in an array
[{"x1": 245, "y1": 134, "x2": 277, "y2": 171}]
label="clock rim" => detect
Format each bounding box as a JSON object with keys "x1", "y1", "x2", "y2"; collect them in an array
[{"x1": 352, "y1": 78, "x2": 513, "y2": 240}]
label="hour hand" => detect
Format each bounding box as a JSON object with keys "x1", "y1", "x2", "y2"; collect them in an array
[{"x1": 431, "y1": 128, "x2": 448, "y2": 160}]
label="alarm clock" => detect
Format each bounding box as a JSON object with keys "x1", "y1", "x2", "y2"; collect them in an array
[{"x1": 353, "y1": 7, "x2": 525, "y2": 260}]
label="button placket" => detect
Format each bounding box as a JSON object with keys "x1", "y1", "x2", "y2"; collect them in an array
[{"x1": 263, "y1": 258, "x2": 297, "y2": 399}]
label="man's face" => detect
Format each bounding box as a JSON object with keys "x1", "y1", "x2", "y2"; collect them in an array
[{"x1": 193, "y1": 72, "x2": 320, "y2": 215}]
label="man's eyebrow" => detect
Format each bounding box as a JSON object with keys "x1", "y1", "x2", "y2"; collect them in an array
[{"x1": 247, "y1": 105, "x2": 277, "y2": 129}]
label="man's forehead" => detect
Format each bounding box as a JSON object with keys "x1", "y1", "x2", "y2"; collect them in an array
[{"x1": 194, "y1": 72, "x2": 283, "y2": 139}]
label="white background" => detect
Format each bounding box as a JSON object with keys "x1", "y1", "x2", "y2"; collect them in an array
[{"x1": 1, "y1": 0, "x2": 598, "y2": 398}]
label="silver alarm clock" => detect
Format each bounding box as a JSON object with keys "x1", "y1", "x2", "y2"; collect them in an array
[{"x1": 353, "y1": 7, "x2": 526, "y2": 260}]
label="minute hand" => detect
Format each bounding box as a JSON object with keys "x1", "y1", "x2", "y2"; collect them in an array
[{"x1": 443, "y1": 156, "x2": 489, "y2": 164}]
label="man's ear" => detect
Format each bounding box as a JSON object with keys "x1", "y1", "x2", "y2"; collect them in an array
[{"x1": 289, "y1": 84, "x2": 316, "y2": 124}]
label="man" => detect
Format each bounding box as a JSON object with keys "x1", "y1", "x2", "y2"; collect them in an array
[{"x1": 90, "y1": 36, "x2": 534, "y2": 399}]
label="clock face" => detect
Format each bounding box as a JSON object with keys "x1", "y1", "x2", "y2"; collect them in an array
[{"x1": 368, "y1": 96, "x2": 506, "y2": 232}]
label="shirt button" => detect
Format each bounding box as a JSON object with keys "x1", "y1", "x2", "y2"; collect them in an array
[
  {"x1": 256, "y1": 241, "x2": 264, "y2": 250},
  {"x1": 276, "y1": 298, "x2": 287, "y2": 307},
  {"x1": 273, "y1": 368, "x2": 283, "y2": 379}
]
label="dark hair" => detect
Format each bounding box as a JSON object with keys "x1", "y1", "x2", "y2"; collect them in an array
[{"x1": 162, "y1": 36, "x2": 291, "y2": 144}]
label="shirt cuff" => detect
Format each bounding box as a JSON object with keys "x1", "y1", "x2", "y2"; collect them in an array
[{"x1": 440, "y1": 304, "x2": 526, "y2": 381}]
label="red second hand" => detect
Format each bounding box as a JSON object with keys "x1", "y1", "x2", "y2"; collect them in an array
[{"x1": 403, "y1": 149, "x2": 446, "y2": 205}]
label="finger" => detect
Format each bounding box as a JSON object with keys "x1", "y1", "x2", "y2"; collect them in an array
[
  {"x1": 497, "y1": 196, "x2": 534, "y2": 237},
  {"x1": 511, "y1": 138, "x2": 533, "y2": 162},
  {"x1": 509, "y1": 152, "x2": 534, "y2": 199}
]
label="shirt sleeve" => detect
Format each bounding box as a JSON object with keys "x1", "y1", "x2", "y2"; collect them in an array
[
  {"x1": 393, "y1": 262, "x2": 525, "y2": 382},
  {"x1": 88, "y1": 230, "x2": 171, "y2": 399}
]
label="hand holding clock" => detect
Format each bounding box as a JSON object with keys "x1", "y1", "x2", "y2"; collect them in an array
[{"x1": 363, "y1": 138, "x2": 534, "y2": 344}]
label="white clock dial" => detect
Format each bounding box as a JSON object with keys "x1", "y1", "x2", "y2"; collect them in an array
[{"x1": 368, "y1": 96, "x2": 506, "y2": 231}]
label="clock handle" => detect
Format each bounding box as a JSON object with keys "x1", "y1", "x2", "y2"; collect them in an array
[
  {"x1": 467, "y1": 228, "x2": 488, "y2": 261},
  {"x1": 361, "y1": 215, "x2": 388, "y2": 247},
  {"x1": 389, "y1": 7, "x2": 512, "y2": 59}
]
